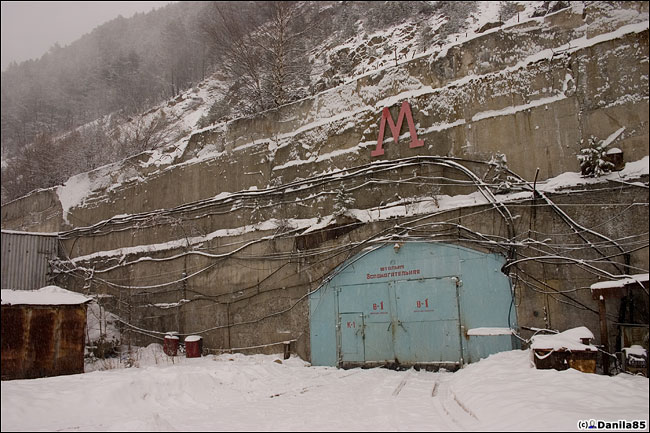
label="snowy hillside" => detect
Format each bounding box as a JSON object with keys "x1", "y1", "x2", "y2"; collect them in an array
[
  {"x1": 46, "y1": 0, "x2": 650, "y2": 225},
  {"x1": 4, "y1": 1, "x2": 648, "y2": 206},
  {"x1": 115, "y1": 2, "x2": 535, "y2": 151},
  {"x1": 45, "y1": 1, "x2": 547, "y2": 210}
]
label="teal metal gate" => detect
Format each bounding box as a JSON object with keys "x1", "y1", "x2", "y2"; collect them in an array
[{"x1": 310, "y1": 242, "x2": 517, "y2": 368}]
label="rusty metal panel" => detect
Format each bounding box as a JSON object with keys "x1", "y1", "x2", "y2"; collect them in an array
[
  {"x1": 27, "y1": 308, "x2": 57, "y2": 377},
  {"x1": 1, "y1": 304, "x2": 86, "y2": 380},
  {"x1": 533, "y1": 349, "x2": 597, "y2": 373},
  {"x1": 0, "y1": 307, "x2": 26, "y2": 378},
  {"x1": 1, "y1": 230, "x2": 59, "y2": 291},
  {"x1": 55, "y1": 307, "x2": 87, "y2": 374}
]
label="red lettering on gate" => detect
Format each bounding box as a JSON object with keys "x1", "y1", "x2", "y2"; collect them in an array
[{"x1": 371, "y1": 101, "x2": 424, "y2": 157}]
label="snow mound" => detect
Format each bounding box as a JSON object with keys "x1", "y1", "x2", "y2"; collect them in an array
[{"x1": 1, "y1": 349, "x2": 648, "y2": 431}]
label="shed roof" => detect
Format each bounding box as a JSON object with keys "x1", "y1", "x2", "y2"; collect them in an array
[
  {"x1": 530, "y1": 326, "x2": 597, "y2": 351},
  {"x1": 590, "y1": 273, "x2": 649, "y2": 291},
  {"x1": 1, "y1": 229, "x2": 59, "y2": 237},
  {"x1": 1, "y1": 286, "x2": 91, "y2": 306}
]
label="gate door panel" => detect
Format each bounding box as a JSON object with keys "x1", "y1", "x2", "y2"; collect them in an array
[
  {"x1": 339, "y1": 312, "x2": 364, "y2": 362},
  {"x1": 362, "y1": 282, "x2": 394, "y2": 362},
  {"x1": 338, "y1": 283, "x2": 394, "y2": 362},
  {"x1": 393, "y1": 278, "x2": 462, "y2": 364}
]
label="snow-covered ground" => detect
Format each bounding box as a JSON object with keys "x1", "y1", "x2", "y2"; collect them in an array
[{"x1": 1, "y1": 346, "x2": 647, "y2": 432}]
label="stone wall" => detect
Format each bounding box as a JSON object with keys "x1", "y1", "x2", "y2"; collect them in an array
[{"x1": 52, "y1": 173, "x2": 648, "y2": 360}]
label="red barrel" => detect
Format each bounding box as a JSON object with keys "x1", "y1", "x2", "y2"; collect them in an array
[
  {"x1": 163, "y1": 334, "x2": 179, "y2": 356},
  {"x1": 185, "y1": 335, "x2": 203, "y2": 358}
]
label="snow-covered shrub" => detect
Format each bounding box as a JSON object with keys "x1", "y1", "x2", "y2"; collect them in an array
[
  {"x1": 364, "y1": 2, "x2": 427, "y2": 31},
  {"x1": 88, "y1": 335, "x2": 120, "y2": 359},
  {"x1": 85, "y1": 300, "x2": 122, "y2": 361},
  {"x1": 418, "y1": 23, "x2": 436, "y2": 53},
  {"x1": 196, "y1": 98, "x2": 231, "y2": 128},
  {"x1": 488, "y1": 152, "x2": 518, "y2": 194},
  {"x1": 436, "y1": 1, "x2": 479, "y2": 40},
  {"x1": 577, "y1": 137, "x2": 615, "y2": 177},
  {"x1": 490, "y1": 152, "x2": 508, "y2": 174},
  {"x1": 498, "y1": 1, "x2": 520, "y2": 22},
  {"x1": 532, "y1": 1, "x2": 571, "y2": 18},
  {"x1": 333, "y1": 188, "x2": 356, "y2": 216}
]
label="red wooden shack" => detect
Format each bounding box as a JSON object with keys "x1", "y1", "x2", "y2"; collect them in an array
[{"x1": 1, "y1": 286, "x2": 91, "y2": 380}]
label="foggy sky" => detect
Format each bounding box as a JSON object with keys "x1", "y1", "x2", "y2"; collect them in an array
[{"x1": 1, "y1": 1, "x2": 175, "y2": 71}]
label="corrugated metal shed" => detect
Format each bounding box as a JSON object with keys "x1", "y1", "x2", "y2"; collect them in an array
[
  {"x1": 1, "y1": 286, "x2": 91, "y2": 380},
  {"x1": 1, "y1": 230, "x2": 59, "y2": 291}
]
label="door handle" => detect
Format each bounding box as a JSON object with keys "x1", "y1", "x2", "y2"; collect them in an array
[{"x1": 388, "y1": 321, "x2": 407, "y2": 332}]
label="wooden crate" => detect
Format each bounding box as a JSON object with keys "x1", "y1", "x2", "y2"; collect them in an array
[{"x1": 533, "y1": 349, "x2": 597, "y2": 373}]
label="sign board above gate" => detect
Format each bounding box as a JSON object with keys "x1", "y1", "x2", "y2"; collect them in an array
[{"x1": 371, "y1": 101, "x2": 424, "y2": 157}]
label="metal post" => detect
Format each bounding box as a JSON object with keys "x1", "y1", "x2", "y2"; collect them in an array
[
  {"x1": 284, "y1": 341, "x2": 291, "y2": 360},
  {"x1": 598, "y1": 297, "x2": 610, "y2": 375}
]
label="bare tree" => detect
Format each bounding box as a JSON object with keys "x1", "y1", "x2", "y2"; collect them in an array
[
  {"x1": 200, "y1": 1, "x2": 314, "y2": 114},
  {"x1": 256, "y1": 2, "x2": 312, "y2": 107},
  {"x1": 201, "y1": 2, "x2": 268, "y2": 113},
  {"x1": 116, "y1": 111, "x2": 180, "y2": 153}
]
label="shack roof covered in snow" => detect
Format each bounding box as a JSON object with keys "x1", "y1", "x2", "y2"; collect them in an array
[
  {"x1": 590, "y1": 274, "x2": 650, "y2": 300},
  {"x1": 1, "y1": 286, "x2": 91, "y2": 306},
  {"x1": 590, "y1": 273, "x2": 649, "y2": 291},
  {"x1": 530, "y1": 326, "x2": 597, "y2": 351}
]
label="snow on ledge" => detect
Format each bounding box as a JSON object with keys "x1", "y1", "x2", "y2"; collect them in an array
[
  {"x1": 66, "y1": 156, "x2": 648, "y2": 264},
  {"x1": 467, "y1": 327, "x2": 513, "y2": 336},
  {"x1": 1, "y1": 286, "x2": 92, "y2": 306}
]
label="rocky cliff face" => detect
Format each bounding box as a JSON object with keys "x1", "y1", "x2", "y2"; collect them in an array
[{"x1": 2, "y1": 2, "x2": 647, "y2": 235}]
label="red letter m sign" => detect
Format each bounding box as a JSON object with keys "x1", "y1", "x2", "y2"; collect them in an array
[{"x1": 371, "y1": 101, "x2": 424, "y2": 157}]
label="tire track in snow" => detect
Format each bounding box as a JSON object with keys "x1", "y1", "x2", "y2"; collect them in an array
[
  {"x1": 432, "y1": 380, "x2": 481, "y2": 431},
  {"x1": 388, "y1": 371, "x2": 461, "y2": 431},
  {"x1": 392, "y1": 375, "x2": 409, "y2": 396}
]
